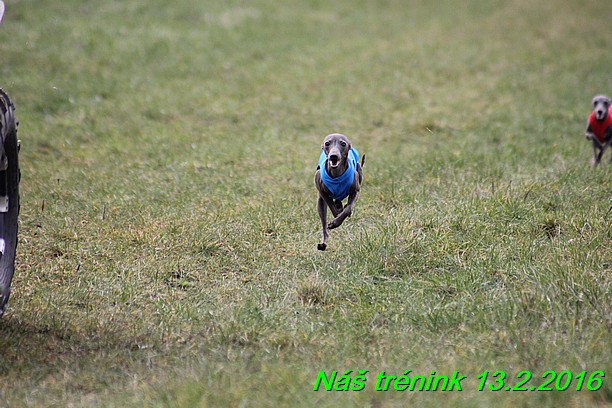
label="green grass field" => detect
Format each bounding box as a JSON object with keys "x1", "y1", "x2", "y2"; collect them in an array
[{"x1": 0, "y1": 0, "x2": 610, "y2": 406}]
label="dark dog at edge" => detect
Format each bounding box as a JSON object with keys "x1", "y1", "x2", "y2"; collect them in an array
[
  {"x1": 585, "y1": 95, "x2": 612, "y2": 166},
  {"x1": 314, "y1": 133, "x2": 365, "y2": 251}
]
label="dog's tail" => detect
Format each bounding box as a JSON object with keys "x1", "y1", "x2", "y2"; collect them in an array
[{"x1": 361, "y1": 154, "x2": 366, "y2": 168}]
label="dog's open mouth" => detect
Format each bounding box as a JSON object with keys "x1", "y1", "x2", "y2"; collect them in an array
[{"x1": 328, "y1": 155, "x2": 340, "y2": 168}]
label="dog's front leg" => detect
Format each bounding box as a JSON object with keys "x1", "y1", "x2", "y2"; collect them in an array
[
  {"x1": 597, "y1": 143, "x2": 610, "y2": 164},
  {"x1": 592, "y1": 139, "x2": 604, "y2": 166},
  {"x1": 317, "y1": 195, "x2": 329, "y2": 251},
  {"x1": 328, "y1": 183, "x2": 360, "y2": 230}
]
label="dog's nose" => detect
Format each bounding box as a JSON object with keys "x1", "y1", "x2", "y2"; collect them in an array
[{"x1": 329, "y1": 154, "x2": 339, "y2": 163}]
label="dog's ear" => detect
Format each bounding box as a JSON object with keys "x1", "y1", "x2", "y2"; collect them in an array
[
  {"x1": 322, "y1": 138, "x2": 331, "y2": 150},
  {"x1": 344, "y1": 137, "x2": 351, "y2": 150}
]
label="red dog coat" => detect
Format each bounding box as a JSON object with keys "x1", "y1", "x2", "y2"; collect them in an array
[{"x1": 589, "y1": 105, "x2": 612, "y2": 143}]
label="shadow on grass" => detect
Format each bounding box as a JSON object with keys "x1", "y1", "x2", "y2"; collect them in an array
[{"x1": 0, "y1": 312, "x2": 147, "y2": 377}]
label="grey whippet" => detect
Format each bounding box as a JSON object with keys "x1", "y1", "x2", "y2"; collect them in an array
[
  {"x1": 314, "y1": 133, "x2": 365, "y2": 251},
  {"x1": 585, "y1": 95, "x2": 612, "y2": 166}
]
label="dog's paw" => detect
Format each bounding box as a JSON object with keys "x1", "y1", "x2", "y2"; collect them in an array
[
  {"x1": 328, "y1": 220, "x2": 340, "y2": 230},
  {"x1": 317, "y1": 243, "x2": 327, "y2": 251}
]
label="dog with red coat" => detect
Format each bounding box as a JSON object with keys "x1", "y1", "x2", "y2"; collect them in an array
[{"x1": 585, "y1": 95, "x2": 612, "y2": 166}]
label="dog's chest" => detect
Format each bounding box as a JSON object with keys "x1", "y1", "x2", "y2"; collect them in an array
[{"x1": 589, "y1": 107, "x2": 612, "y2": 142}]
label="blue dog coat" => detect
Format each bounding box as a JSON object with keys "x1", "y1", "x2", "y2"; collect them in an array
[{"x1": 318, "y1": 148, "x2": 360, "y2": 201}]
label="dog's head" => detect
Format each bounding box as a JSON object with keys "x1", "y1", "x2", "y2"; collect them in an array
[
  {"x1": 591, "y1": 95, "x2": 611, "y2": 121},
  {"x1": 322, "y1": 133, "x2": 351, "y2": 170}
]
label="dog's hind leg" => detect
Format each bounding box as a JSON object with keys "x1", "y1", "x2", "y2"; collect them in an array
[
  {"x1": 328, "y1": 185, "x2": 360, "y2": 230},
  {"x1": 334, "y1": 200, "x2": 343, "y2": 213}
]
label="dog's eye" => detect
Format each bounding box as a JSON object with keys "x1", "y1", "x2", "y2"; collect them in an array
[
  {"x1": 340, "y1": 141, "x2": 347, "y2": 147},
  {"x1": 324, "y1": 141, "x2": 330, "y2": 147}
]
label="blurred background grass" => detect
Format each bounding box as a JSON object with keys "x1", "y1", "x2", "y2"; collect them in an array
[{"x1": 0, "y1": 0, "x2": 610, "y2": 406}]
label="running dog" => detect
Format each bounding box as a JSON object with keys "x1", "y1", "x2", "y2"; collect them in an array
[
  {"x1": 314, "y1": 133, "x2": 365, "y2": 251},
  {"x1": 585, "y1": 95, "x2": 612, "y2": 166}
]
